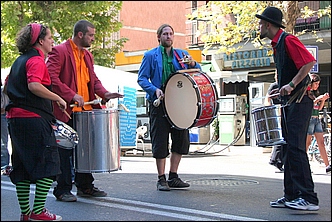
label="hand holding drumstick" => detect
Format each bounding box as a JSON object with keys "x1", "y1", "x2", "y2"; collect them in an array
[
  {"x1": 56, "y1": 101, "x2": 71, "y2": 119},
  {"x1": 153, "y1": 89, "x2": 164, "y2": 107},
  {"x1": 153, "y1": 96, "x2": 164, "y2": 107},
  {"x1": 180, "y1": 52, "x2": 196, "y2": 67},
  {"x1": 268, "y1": 88, "x2": 280, "y2": 99},
  {"x1": 69, "y1": 99, "x2": 101, "y2": 107}
]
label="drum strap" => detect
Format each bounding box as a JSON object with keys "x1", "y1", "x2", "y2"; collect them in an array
[{"x1": 174, "y1": 50, "x2": 186, "y2": 69}]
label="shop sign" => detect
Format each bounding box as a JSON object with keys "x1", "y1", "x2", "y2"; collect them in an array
[
  {"x1": 223, "y1": 48, "x2": 274, "y2": 70},
  {"x1": 305, "y1": 46, "x2": 318, "y2": 73}
]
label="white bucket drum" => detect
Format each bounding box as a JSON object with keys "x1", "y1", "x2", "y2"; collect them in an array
[
  {"x1": 73, "y1": 109, "x2": 120, "y2": 173},
  {"x1": 163, "y1": 69, "x2": 219, "y2": 130},
  {"x1": 251, "y1": 104, "x2": 286, "y2": 147}
]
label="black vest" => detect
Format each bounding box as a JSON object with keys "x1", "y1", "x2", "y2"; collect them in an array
[
  {"x1": 273, "y1": 32, "x2": 310, "y2": 98},
  {"x1": 6, "y1": 48, "x2": 55, "y2": 123}
]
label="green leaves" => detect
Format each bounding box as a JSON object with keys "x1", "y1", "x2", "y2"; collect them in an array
[
  {"x1": 1, "y1": 1, "x2": 127, "y2": 68},
  {"x1": 186, "y1": 1, "x2": 331, "y2": 56}
]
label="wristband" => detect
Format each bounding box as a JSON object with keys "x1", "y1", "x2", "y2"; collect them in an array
[{"x1": 289, "y1": 81, "x2": 295, "y2": 88}]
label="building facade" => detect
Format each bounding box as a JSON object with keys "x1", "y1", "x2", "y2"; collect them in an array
[{"x1": 113, "y1": 1, "x2": 331, "y2": 146}]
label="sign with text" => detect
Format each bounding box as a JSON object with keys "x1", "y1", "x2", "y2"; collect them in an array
[
  {"x1": 223, "y1": 48, "x2": 274, "y2": 70},
  {"x1": 306, "y1": 46, "x2": 318, "y2": 73}
]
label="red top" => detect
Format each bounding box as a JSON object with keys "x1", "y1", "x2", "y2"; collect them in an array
[{"x1": 271, "y1": 29, "x2": 316, "y2": 69}]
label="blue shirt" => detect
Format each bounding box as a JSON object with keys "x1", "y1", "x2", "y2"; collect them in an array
[{"x1": 137, "y1": 46, "x2": 201, "y2": 102}]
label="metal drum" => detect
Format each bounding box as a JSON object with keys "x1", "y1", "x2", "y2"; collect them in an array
[
  {"x1": 53, "y1": 119, "x2": 79, "y2": 149},
  {"x1": 73, "y1": 109, "x2": 120, "y2": 173},
  {"x1": 251, "y1": 104, "x2": 286, "y2": 147}
]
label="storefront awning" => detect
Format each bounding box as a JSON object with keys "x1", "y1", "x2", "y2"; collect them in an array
[{"x1": 220, "y1": 70, "x2": 248, "y2": 83}]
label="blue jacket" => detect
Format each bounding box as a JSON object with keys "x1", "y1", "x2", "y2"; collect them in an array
[{"x1": 137, "y1": 46, "x2": 201, "y2": 102}]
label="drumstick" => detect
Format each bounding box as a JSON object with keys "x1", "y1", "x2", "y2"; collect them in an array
[
  {"x1": 177, "y1": 68, "x2": 200, "y2": 73},
  {"x1": 63, "y1": 110, "x2": 72, "y2": 119},
  {"x1": 119, "y1": 103, "x2": 130, "y2": 112},
  {"x1": 56, "y1": 101, "x2": 72, "y2": 119},
  {"x1": 268, "y1": 93, "x2": 280, "y2": 98},
  {"x1": 153, "y1": 96, "x2": 164, "y2": 107},
  {"x1": 69, "y1": 99, "x2": 101, "y2": 107}
]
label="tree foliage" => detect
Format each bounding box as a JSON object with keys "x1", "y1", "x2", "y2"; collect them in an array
[
  {"x1": 186, "y1": 1, "x2": 331, "y2": 55},
  {"x1": 1, "y1": 1, "x2": 128, "y2": 68}
]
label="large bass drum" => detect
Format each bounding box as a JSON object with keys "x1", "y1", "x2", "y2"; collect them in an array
[
  {"x1": 73, "y1": 109, "x2": 120, "y2": 173},
  {"x1": 251, "y1": 104, "x2": 286, "y2": 147},
  {"x1": 163, "y1": 69, "x2": 219, "y2": 130}
]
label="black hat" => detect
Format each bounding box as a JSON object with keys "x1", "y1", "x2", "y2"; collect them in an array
[{"x1": 256, "y1": 7, "x2": 285, "y2": 29}]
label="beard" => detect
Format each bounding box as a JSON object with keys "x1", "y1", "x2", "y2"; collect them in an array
[
  {"x1": 259, "y1": 30, "x2": 268, "y2": 40},
  {"x1": 161, "y1": 39, "x2": 172, "y2": 48},
  {"x1": 81, "y1": 38, "x2": 91, "y2": 48}
]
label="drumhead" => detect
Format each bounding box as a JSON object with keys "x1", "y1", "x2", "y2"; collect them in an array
[{"x1": 164, "y1": 73, "x2": 199, "y2": 129}]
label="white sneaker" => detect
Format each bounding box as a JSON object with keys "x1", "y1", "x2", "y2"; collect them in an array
[
  {"x1": 285, "y1": 197, "x2": 319, "y2": 211},
  {"x1": 270, "y1": 197, "x2": 289, "y2": 208}
]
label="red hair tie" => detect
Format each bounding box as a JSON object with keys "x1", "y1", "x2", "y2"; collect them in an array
[{"x1": 29, "y1": 23, "x2": 42, "y2": 45}]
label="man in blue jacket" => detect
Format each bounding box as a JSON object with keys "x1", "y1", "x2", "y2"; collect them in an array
[{"x1": 138, "y1": 24, "x2": 201, "y2": 191}]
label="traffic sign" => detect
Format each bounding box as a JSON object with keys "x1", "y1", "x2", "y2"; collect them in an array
[{"x1": 306, "y1": 46, "x2": 319, "y2": 73}]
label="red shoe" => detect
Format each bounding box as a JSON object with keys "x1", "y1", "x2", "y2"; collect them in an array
[
  {"x1": 20, "y1": 214, "x2": 30, "y2": 221},
  {"x1": 30, "y1": 208, "x2": 62, "y2": 221}
]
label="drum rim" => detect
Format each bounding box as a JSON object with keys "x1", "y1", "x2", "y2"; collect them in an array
[{"x1": 73, "y1": 109, "x2": 118, "y2": 115}]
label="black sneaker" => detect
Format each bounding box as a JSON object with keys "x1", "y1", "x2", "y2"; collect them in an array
[
  {"x1": 56, "y1": 191, "x2": 77, "y2": 202},
  {"x1": 275, "y1": 163, "x2": 284, "y2": 172},
  {"x1": 270, "y1": 197, "x2": 289, "y2": 208},
  {"x1": 269, "y1": 160, "x2": 277, "y2": 166},
  {"x1": 270, "y1": 161, "x2": 284, "y2": 172},
  {"x1": 157, "y1": 177, "x2": 170, "y2": 191},
  {"x1": 326, "y1": 165, "x2": 331, "y2": 173},
  {"x1": 285, "y1": 197, "x2": 319, "y2": 211},
  {"x1": 77, "y1": 187, "x2": 107, "y2": 197},
  {"x1": 167, "y1": 177, "x2": 190, "y2": 188}
]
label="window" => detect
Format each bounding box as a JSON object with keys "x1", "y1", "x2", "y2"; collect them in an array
[
  {"x1": 192, "y1": 20, "x2": 198, "y2": 44},
  {"x1": 192, "y1": 1, "x2": 197, "y2": 11}
]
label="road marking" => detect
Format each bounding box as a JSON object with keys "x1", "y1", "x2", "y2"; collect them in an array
[{"x1": 2, "y1": 181, "x2": 265, "y2": 221}]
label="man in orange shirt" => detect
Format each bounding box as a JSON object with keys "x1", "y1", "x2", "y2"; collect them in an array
[{"x1": 47, "y1": 20, "x2": 123, "y2": 202}]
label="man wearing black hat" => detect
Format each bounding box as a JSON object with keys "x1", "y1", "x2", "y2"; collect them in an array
[{"x1": 256, "y1": 6, "x2": 319, "y2": 211}]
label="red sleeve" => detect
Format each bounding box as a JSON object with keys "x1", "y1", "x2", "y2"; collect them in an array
[
  {"x1": 26, "y1": 56, "x2": 51, "y2": 85},
  {"x1": 46, "y1": 45, "x2": 77, "y2": 103},
  {"x1": 285, "y1": 35, "x2": 316, "y2": 70}
]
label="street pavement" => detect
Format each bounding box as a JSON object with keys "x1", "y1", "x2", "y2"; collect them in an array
[{"x1": 1, "y1": 144, "x2": 331, "y2": 221}]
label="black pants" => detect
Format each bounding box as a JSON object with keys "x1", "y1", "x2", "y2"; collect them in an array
[
  {"x1": 1, "y1": 114, "x2": 9, "y2": 167},
  {"x1": 53, "y1": 119, "x2": 94, "y2": 197},
  {"x1": 281, "y1": 95, "x2": 318, "y2": 205},
  {"x1": 270, "y1": 145, "x2": 283, "y2": 166},
  {"x1": 149, "y1": 102, "x2": 190, "y2": 159}
]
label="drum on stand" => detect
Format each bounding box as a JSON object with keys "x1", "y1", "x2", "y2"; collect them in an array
[
  {"x1": 251, "y1": 104, "x2": 286, "y2": 147},
  {"x1": 163, "y1": 69, "x2": 219, "y2": 130},
  {"x1": 73, "y1": 109, "x2": 120, "y2": 173}
]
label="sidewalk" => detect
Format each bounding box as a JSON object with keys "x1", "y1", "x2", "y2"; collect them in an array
[{"x1": 122, "y1": 143, "x2": 331, "y2": 184}]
